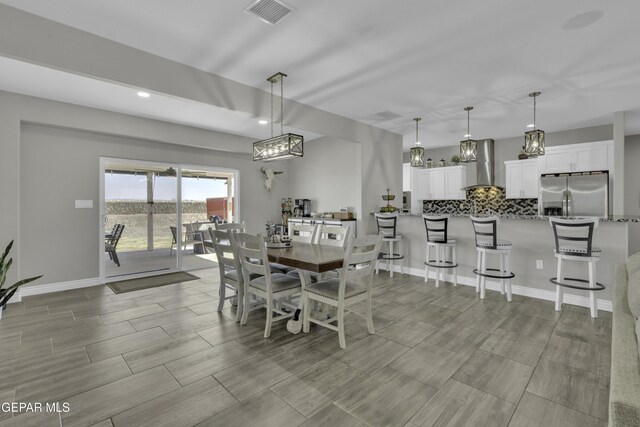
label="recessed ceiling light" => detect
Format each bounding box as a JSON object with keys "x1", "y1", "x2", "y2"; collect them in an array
[
  {"x1": 258, "y1": 120, "x2": 268, "y2": 125},
  {"x1": 137, "y1": 91, "x2": 150, "y2": 98},
  {"x1": 562, "y1": 10, "x2": 604, "y2": 30},
  {"x1": 526, "y1": 124, "x2": 535, "y2": 128}
]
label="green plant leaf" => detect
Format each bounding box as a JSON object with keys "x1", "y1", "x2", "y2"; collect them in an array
[
  {"x1": 0, "y1": 289, "x2": 17, "y2": 308},
  {"x1": 0, "y1": 240, "x2": 13, "y2": 268},
  {"x1": 1, "y1": 275, "x2": 42, "y2": 294}
]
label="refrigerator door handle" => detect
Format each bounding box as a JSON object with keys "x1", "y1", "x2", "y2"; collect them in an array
[{"x1": 566, "y1": 190, "x2": 573, "y2": 217}]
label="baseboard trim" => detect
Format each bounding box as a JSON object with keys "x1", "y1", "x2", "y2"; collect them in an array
[
  {"x1": 20, "y1": 277, "x2": 102, "y2": 297},
  {"x1": 377, "y1": 262, "x2": 613, "y2": 312}
]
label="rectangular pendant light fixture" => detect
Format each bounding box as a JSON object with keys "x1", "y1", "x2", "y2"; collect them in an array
[
  {"x1": 524, "y1": 92, "x2": 545, "y2": 157},
  {"x1": 410, "y1": 117, "x2": 425, "y2": 167},
  {"x1": 253, "y1": 72, "x2": 304, "y2": 161}
]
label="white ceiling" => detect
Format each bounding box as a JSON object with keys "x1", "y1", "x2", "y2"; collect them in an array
[{"x1": 1, "y1": 0, "x2": 640, "y2": 150}]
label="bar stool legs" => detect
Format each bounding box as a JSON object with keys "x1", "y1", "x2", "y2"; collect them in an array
[
  {"x1": 424, "y1": 243, "x2": 457, "y2": 288},
  {"x1": 474, "y1": 248, "x2": 513, "y2": 301},
  {"x1": 376, "y1": 238, "x2": 404, "y2": 278}
]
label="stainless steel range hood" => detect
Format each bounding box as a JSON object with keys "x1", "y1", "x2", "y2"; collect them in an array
[{"x1": 462, "y1": 138, "x2": 504, "y2": 190}]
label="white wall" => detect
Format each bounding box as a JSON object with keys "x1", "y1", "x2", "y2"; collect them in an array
[{"x1": 286, "y1": 137, "x2": 361, "y2": 217}]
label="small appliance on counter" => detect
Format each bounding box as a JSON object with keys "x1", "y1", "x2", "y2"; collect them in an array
[{"x1": 293, "y1": 198, "x2": 312, "y2": 217}]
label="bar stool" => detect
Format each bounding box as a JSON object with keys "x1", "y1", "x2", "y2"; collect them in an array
[
  {"x1": 374, "y1": 212, "x2": 404, "y2": 277},
  {"x1": 549, "y1": 217, "x2": 604, "y2": 318},
  {"x1": 423, "y1": 215, "x2": 457, "y2": 287},
  {"x1": 470, "y1": 216, "x2": 515, "y2": 301}
]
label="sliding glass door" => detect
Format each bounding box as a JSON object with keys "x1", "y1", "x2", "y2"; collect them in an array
[{"x1": 100, "y1": 158, "x2": 238, "y2": 281}]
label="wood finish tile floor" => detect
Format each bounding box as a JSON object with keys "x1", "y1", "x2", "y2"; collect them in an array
[{"x1": 0, "y1": 269, "x2": 610, "y2": 426}]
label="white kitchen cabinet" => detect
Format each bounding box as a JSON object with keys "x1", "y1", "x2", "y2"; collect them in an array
[
  {"x1": 402, "y1": 163, "x2": 413, "y2": 192},
  {"x1": 505, "y1": 158, "x2": 539, "y2": 199},
  {"x1": 541, "y1": 140, "x2": 612, "y2": 173},
  {"x1": 414, "y1": 165, "x2": 467, "y2": 201}
]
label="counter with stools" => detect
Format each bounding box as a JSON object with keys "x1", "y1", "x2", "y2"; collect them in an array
[
  {"x1": 470, "y1": 216, "x2": 515, "y2": 301},
  {"x1": 549, "y1": 217, "x2": 604, "y2": 318},
  {"x1": 374, "y1": 212, "x2": 404, "y2": 277},
  {"x1": 423, "y1": 214, "x2": 457, "y2": 287}
]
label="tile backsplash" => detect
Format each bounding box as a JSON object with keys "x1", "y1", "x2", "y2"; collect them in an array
[{"x1": 423, "y1": 187, "x2": 538, "y2": 215}]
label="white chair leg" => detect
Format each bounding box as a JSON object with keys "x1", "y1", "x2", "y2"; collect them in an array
[
  {"x1": 302, "y1": 292, "x2": 310, "y2": 333},
  {"x1": 235, "y1": 286, "x2": 243, "y2": 322},
  {"x1": 217, "y1": 281, "x2": 226, "y2": 313},
  {"x1": 365, "y1": 291, "x2": 375, "y2": 334},
  {"x1": 555, "y1": 257, "x2": 564, "y2": 312},
  {"x1": 452, "y1": 245, "x2": 458, "y2": 287},
  {"x1": 264, "y1": 296, "x2": 273, "y2": 338},
  {"x1": 476, "y1": 250, "x2": 482, "y2": 293},
  {"x1": 389, "y1": 240, "x2": 395, "y2": 278},
  {"x1": 499, "y1": 253, "x2": 505, "y2": 295},
  {"x1": 424, "y1": 245, "x2": 430, "y2": 283},
  {"x1": 505, "y1": 252, "x2": 512, "y2": 302},
  {"x1": 480, "y1": 250, "x2": 487, "y2": 300},
  {"x1": 589, "y1": 260, "x2": 597, "y2": 318},
  {"x1": 435, "y1": 245, "x2": 440, "y2": 288},
  {"x1": 241, "y1": 288, "x2": 250, "y2": 325},
  {"x1": 337, "y1": 306, "x2": 347, "y2": 349}
]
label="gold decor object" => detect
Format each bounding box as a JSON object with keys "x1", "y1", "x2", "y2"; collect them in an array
[{"x1": 253, "y1": 72, "x2": 303, "y2": 161}]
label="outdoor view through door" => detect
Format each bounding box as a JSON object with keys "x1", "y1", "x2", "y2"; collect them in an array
[{"x1": 103, "y1": 160, "x2": 236, "y2": 279}]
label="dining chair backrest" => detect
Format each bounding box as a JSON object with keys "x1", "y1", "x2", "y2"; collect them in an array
[
  {"x1": 316, "y1": 225, "x2": 350, "y2": 247},
  {"x1": 169, "y1": 226, "x2": 178, "y2": 244},
  {"x1": 233, "y1": 232, "x2": 270, "y2": 279},
  {"x1": 549, "y1": 217, "x2": 599, "y2": 257},
  {"x1": 209, "y1": 228, "x2": 241, "y2": 274},
  {"x1": 374, "y1": 213, "x2": 399, "y2": 239},
  {"x1": 423, "y1": 215, "x2": 450, "y2": 243},
  {"x1": 288, "y1": 222, "x2": 317, "y2": 243},
  {"x1": 337, "y1": 234, "x2": 383, "y2": 298},
  {"x1": 470, "y1": 216, "x2": 500, "y2": 249},
  {"x1": 216, "y1": 222, "x2": 246, "y2": 233},
  {"x1": 110, "y1": 224, "x2": 125, "y2": 246}
]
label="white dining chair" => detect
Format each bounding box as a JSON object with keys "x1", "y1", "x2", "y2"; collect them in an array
[
  {"x1": 234, "y1": 232, "x2": 302, "y2": 337},
  {"x1": 302, "y1": 234, "x2": 383, "y2": 349},
  {"x1": 209, "y1": 228, "x2": 244, "y2": 322}
]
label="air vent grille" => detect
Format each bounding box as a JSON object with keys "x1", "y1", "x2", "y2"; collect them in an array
[
  {"x1": 369, "y1": 111, "x2": 403, "y2": 122},
  {"x1": 244, "y1": 0, "x2": 294, "y2": 25}
]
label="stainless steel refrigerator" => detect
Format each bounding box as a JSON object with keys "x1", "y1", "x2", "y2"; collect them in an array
[{"x1": 538, "y1": 171, "x2": 609, "y2": 217}]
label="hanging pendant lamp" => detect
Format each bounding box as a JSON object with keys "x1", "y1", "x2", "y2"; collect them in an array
[
  {"x1": 410, "y1": 118, "x2": 425, "y2": 167},
  {"x1": 253, "y1": 72, "x2": 304, "y2": 161},
  {"x1": 459, "y1": 106, "x2": 477, "y2": 162},
  {"x1": 524, "y1": 91, "x2": 545, "y2": 156}
]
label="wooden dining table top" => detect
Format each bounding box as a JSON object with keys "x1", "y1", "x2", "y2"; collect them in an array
[{"x1": 267, "y1": 243, "x2": 345, "y2": 273}]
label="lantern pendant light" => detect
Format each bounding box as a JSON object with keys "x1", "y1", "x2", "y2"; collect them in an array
[
  {"x1": 524, "y1": 91, "x2": 545, "y2": 156},
  {"x1": 410, "y1": 117, "x2": 425, "y2": 167},
  {"x1": 253, "y1": 72, "x2": 304, "y2": 161},
  {"x1": 459, "y1": 106, "x2": 477, "y2": 162}
]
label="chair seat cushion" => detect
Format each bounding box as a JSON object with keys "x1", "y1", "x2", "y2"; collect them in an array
[
  {"x1": 476, "y1": 239, "x2": 512, "y2": 248},
  {"x1": 287, "y1": 270, "x2": 338, "y2": 283},
  {"x1": 428, "y1": 237, "x2": 456, "y2": 243},
  {"x1": 557, "y1": 245, "x2": 602, "y2": 255},
  {"x1": 249, "y1": 273, "x2": 301, "y2": 293},
  {"x1": 224, "y1": 269, "x2": 262, "y2": 282},
  {"x1": 304, "y1": 278, "x2": 366, "y2": 300},
  {"x1": 269, "y1": 262, "x2": 297, "y2": 274}
]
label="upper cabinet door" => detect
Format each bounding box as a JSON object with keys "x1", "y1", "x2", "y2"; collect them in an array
[
  {"x1": 522, "y1": 160, "x2": 540, "y2": 198},
  {"x1": 402, "y1": 163, "x2": 413, "y2": 192},
  {"x1": 414, "y1": 169, "x2": 431, "y2": 200},
  {"x1": 430, "y1": 169, "x2": 446, "y2": 200},
  {"x1": 504, "y1": 162, "x2": 524, "y2": 198},
  {"x1": 541, "y1": 141, "x2": 613, "y2": 173},
  {"x1": 444, "y1": 167, "x2": 466, "y2": 200},
  {"x1": 504, "y1": 159, "x2": 539, "y2": 199}
]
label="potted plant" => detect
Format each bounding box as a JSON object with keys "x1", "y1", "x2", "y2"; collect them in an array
[
  {"x1": 451, "y1": 154, "x2": 461, "y2": 165},
  {"x1": 0, "y1": 240, "x2": 42, "y2": 319}
]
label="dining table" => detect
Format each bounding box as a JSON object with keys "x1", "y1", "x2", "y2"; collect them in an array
[{"x1": 266, "y1": 242, "x2": 346, "y2": 333}]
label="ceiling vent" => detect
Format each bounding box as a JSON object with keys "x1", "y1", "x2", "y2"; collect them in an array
[
  {"x1": 369, "y1": 111, "x2": 402, "y2": 122},
  {"x1": 244, "y1": 0, "x2": 295, "y2": 25}
]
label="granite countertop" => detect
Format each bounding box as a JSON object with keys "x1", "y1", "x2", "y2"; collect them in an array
[{"x1": 392, "y1": 212, "x2": 640, "y2": 222}]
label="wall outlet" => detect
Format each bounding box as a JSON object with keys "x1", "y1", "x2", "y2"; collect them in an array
[{"x1": 536, "y1": 260, "x2": 544, "y2": 269}]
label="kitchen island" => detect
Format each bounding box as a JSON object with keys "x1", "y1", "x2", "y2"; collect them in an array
[{"x1": 370, "y1": 212, "x2": 638, "y2": 310}]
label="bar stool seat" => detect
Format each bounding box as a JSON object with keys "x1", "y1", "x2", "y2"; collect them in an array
[
  {"x1": 471, "y1": 216, "x2": 515, "y2": 301},
  {"x1": 374, "y1": 212, "x2": 405, "y2": 278},
  {"x1": 423, "y1": 215, "x2": 458, "y2": 288},
  {"x1": 549, "y1": 217, "x2": 605, "y2": 318}
]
